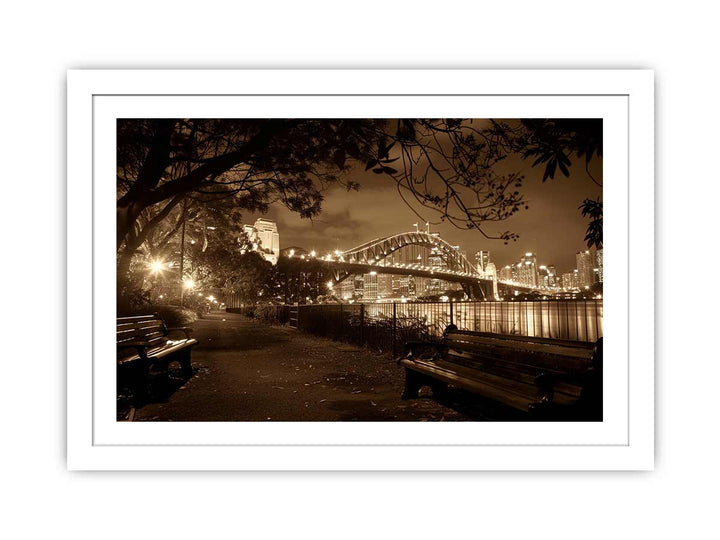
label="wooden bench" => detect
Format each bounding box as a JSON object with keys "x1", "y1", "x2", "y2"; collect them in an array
[
  {"x1": 117, "y1": 314, "x2": 198, "y2": 399},
  {"x1": 398, "y1": 326, "x2": 602, "y2": 420}
]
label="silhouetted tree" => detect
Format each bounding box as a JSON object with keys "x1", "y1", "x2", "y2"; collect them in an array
[
  {"x1": 117, "y1": 119, "x2": 529, "y2": 285},
  {"x1": 580, "y1": 198, "x2": 603, "y2": 249}
]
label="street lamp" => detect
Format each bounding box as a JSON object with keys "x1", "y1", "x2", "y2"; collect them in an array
[{"x1": 149, "y1": 259, "x2": 166, "y2": 275}]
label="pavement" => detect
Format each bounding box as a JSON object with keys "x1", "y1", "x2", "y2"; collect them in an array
[{"x1": 130, "y1": 310, "x2": 491, "y2": 422}]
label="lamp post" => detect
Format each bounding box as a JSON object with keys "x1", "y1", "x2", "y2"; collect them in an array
[{"x1": 178, "y1": 198, "x2": 188, "y2": 306}]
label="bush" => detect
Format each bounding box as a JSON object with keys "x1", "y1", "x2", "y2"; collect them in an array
[{"x1": 148, "y1": 305, "x2": 199, "y2": 327}]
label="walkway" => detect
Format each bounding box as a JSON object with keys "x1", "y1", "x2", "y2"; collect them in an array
[{"x1": 132, "y1": 311, "x2": 481, "y2": 421}]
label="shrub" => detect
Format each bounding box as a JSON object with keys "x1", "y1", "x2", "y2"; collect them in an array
[{"x1": 148, "y1": 305, "x2": 199, "y2": 327}]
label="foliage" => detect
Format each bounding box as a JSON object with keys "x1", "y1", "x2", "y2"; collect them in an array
[
  {"x1": 489, "y1": 119, "x2": 603, "y2": 183},
  {"x1": 579, "y1": 198, "x2": 603, "y2": 249},
  {"x1": 150, "y1": 305, "x2": 199, "y2": 327},
  {"x1": 117, "y1": 118, "x2": 604, "y2": 308},
  {"x1": 117, "y1": 118, "x2": 534, "y2": 270}
]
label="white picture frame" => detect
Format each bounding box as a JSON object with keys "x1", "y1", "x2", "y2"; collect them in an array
[{"x1": 67, "y1": 69, "x2": 654, "y2": 470}]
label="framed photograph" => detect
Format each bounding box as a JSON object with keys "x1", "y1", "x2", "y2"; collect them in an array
[{"x1": 67, "y1": 69, "x2": 654, "y2": 470}]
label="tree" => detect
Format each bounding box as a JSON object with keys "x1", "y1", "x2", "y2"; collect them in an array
[
  {"x1": 490, "y1": 118, "x2": 603, "y2": 184},
  {"x1": 579, "y1": 198, "x2": 603, "y2": 249},
  {"x1": 488, "y1": 119, "x2": 603, "y2": 248},
  {"x1": 117, "y1": 119, "x2": 530, "y2": 284}
]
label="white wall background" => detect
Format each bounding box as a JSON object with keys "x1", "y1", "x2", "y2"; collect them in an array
[{"x1": 1, "y1": 1, "x2": 715, "y2": 538}]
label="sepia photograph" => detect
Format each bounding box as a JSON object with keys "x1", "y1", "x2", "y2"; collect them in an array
[{"x1": 116, "y1": 117, "x2": 604, "y2": 423}]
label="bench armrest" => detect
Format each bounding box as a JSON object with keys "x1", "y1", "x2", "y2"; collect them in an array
[
  {"x1": 398, "y1": 341, "x2": 444, "y2": 362},
  {"x1": 535, "y1": 371, "x2": 589, "y2": 402},
  {"x1": 166, "y1": 326, "x2": 193, "y2": 338}
]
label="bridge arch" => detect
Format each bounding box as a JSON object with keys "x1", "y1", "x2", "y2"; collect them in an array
[{"x1": 341, "y1": 231, "x2": 479, "y2": 276}]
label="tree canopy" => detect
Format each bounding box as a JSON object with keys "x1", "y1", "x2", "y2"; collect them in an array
[{"x1": 117, "y1": 118, "x2": 603, "y2": 309}]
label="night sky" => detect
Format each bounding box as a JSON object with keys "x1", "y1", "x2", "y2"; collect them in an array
[{"x1": 243, "y1": 123, "x2": 602, "y2": 274}]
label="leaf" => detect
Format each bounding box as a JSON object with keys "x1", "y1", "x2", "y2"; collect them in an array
[
  {"x1": 382, "y1": 166, "x2": 398, "y2": 175},
  {"x1": 558, "y1": 160, "x2": 570, "y2": 177},
  {"x1": 365, "y1": 159, "x2": 378, "y2": 171},
  {"x1": 332, "y1": 149, "x2": 346, "y2": 170},
  {"x1": 372, "y1": 168, "x2": 384, "y2": 174}
]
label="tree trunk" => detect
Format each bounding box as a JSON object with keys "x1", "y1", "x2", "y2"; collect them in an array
[{"x1": 117, "y1": 249, "x2": 137, "y2": 315}]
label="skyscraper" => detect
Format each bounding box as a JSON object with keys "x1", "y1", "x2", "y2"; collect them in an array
[
  {"x1": 519, "y1": 252, "x2": 539, "y2": 288},
  {"x1": 546, "y1": 265, "x2": 557, "y2": 288},
  {"x1": 499, "y1": 265, "x2": 513, "y2": 282},
  {"x1": 339, "y1": 277, "x2": 355, "y2": 300},
  {"x1": 596, "y1": 249, "x2": 604, "y2": 283},
  {"x1": 377, "y1": 274, "x2": 393, "y2": 299},
  {"x1": 562, "y1": 271, "x2": 579, "y2": 290},
  {"x1": 538, "y1": 265, "x2": 549, "y2": 289},
  {"x1": 363, "y1": 273, "x2": 378, "y2": 301},
  {"x1": 576, "y1": 250, "x2": 594, "y2": 289},
  {"x1": 474, "y1": 250, "x2": 490, "y2": 275}
]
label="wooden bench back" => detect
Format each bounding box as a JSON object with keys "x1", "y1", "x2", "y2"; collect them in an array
[
  {"x1": 442, "y1": 330, "x2": 596, "y2": 372},
  {"x1": 117, "y1": 315, "x2": 168, "y2": 349},
  {"x1": 438, "y1": 329, "x2": 600, "y2": 403}
]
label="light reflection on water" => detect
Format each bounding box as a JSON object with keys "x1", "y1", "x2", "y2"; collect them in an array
[{"x1": 366, "y1": 300, "x2": 603, "y2": 342}]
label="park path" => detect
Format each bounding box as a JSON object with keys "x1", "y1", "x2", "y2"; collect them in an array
[{"x1": 132, "y1": 310, "x2": 476, "y2": 421}]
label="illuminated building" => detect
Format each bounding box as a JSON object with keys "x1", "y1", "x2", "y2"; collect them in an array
[
  {"x1": 596, "y1": 249, "x2": 604, "y2": 283},
  {"x1": 518, "y1": 252, "x2": 539, "y2": 287},
  {"x1": 499, "y1": 265, "x2": 514, "y2": 282},
  {"x1": 363, "y1": 273, "x2": 378, "y2": 300},
  {"x1": 254, "y1": 218, "x2": 280, "y2": 264},
  {"x1": 242, "y1": 218, "x2": 280, "y2": 264},
  {"x1": 546, "y1": 265, "x2": 557, "y2": 288},
  {"x1": 562, "y1": 270, "x2": 579, "y2": 290},
  {"x1": 576, "y1": 250, "x2": 594, "y2": 289},
  {"x1": 377, "y1": 274, "x2": 393, "y2": 299},
  {"x1": 474, "y1": 250, "x2": 490, "y2": 275}
]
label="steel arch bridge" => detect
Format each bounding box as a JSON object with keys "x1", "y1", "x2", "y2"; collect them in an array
[
  {"x1": 342, "y1": 231, "x2": 478, "y2": 274},
  {"x1": 315, "y1": 230, "x2": 534, "y2": 300}
]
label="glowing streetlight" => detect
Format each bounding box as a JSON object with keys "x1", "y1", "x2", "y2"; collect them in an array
[
  {"x1": 327, "y1": 281, "x2": 334, "y2": 289},
  {"x1": 149, "y1": 259, "x2": 166, "y2": 274},
  {"x1": 183, "y1": 278, "x2": 195, "y2": 290}
]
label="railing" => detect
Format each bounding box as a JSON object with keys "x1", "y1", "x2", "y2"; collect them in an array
[{"x1": 227, "y1": 299, "x2": 603, "y2": 355}]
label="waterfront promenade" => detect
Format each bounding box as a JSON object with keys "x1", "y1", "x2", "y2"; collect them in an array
[{"x1": 129, "y1": 311, "x2": 495, "y2": 422}]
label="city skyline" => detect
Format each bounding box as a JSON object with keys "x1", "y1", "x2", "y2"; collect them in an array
[
  {"x1": 248, "y1": 214, "x2": 599, "y2": 283},
  {"x1": 249, "y1": 215, "x2": 602, "y2": 301}
]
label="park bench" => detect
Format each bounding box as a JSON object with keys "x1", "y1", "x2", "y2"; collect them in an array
[
  {"x1": 117, "y1": 314, "x2": 197, "y2": 399},
  {"x1": 398, "y1": 326, "x2": 602, "y2": 420}
]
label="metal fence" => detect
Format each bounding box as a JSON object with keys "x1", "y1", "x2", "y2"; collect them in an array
[{"x1": 227, "y1": 299, "x2": 603, "y2": 355}]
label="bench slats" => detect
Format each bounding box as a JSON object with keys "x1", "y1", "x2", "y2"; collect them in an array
[
  {"x1": 402, "y1": 358, "x2": 541, "y2": 411},
  {"x1": 445, "y1": 334, "x2": 593, "y2": 360},
  {"x1": 444, "y1": 340, "x2": 590, "y2": 373},
  {"x1": 118, "y1": 338, "x2": 198, "y2": 364},
  {"x1": 401, "y1": 328, "x2": 599, "y2": 414},
  {"x1": 449, "y1": 330, "x2": 595, "y2": 350},
  {"x1": 117, "y1": 314, "x2": 196, "y2": 364}
]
